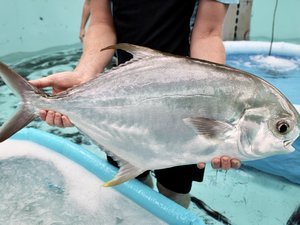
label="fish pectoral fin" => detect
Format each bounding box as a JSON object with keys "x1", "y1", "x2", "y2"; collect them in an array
[
  {"x1": 102, "y1": 162, "x2": 145, "y2": 187},
  {"x1": 183, "y1": 117, "x2": 235, "y2": 140}
]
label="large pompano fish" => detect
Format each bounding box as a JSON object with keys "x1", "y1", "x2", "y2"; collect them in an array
[{"x1": 0, "y1": 44, "x2": 300, "y2": 187}]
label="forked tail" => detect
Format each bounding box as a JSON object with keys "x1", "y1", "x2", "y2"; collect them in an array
[{"x1": 0, "y1": 62, "x2": 46, "y2": 142}]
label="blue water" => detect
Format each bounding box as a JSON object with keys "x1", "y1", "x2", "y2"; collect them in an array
[
  {"x1": 1, "y1": 45, "x2": 300, "y2": 225},
  {"x1": 226, "y1": 53, "x2": 300, "y2": 104},
  {"x1": 0, "y1": 139, "x2": 167, "y2": 225}
]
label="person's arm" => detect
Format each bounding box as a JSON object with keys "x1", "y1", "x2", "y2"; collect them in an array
[
  {"x1": 190, "y1": 0, "x2": 228, "y2": 64},
  {"x1": 76, "y1": 0, "x2": 116, "y2": 80},
  {"x1": 190, "y1": 0, "x2": 241, "y2": 170},
  {"x1": 79, "y1": 0, "x2": 91, "y2": 42},
  {"x1": 30, "y1": 0, "x2": 116, "y2": 127}
]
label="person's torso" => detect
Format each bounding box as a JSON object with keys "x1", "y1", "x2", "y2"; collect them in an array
[{"x1": 111, "y1": 0, "x2": 197, "y2": 63}]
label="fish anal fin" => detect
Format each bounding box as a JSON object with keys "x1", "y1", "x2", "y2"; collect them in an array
[
  {"x1": 101, "y1": 43, "x2": 163, "y2": 59},
  {"x1": 99, "y1": 147, "x2": 145, "y2": 187},
  {"x1": 102, "y1": 162, "x2": 145, "y2": 187},
  {"x1": 183, "y1": 117, "x2": 235, "y2": 140}
]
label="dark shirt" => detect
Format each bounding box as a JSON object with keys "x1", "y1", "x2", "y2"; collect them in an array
[{"x1": 111, "y1": 0, "x2": 197, "y2": 63}]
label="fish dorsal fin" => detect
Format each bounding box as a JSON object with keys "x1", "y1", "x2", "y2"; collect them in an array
[
  {"x1": 183, "y1": 117, "x2": 236, "y2": 140},
  {"x1": 101, "y1": 43, "x2": 164, "y2": 59},
  {"x1": 102, "y1": 160, "x2": 145, "y2": 187}
]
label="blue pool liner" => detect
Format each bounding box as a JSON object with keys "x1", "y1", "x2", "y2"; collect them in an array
[
  {"x1": 11, "y1": 128, "x2": 205, "y2": 225},
  {"x1": 225, "y1": 41, "x2": 300, "y2": 57}
]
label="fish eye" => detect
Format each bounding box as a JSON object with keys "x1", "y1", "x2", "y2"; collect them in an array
[{"x1": 276, "y1": 121, "x2": 290, "y2": 134}]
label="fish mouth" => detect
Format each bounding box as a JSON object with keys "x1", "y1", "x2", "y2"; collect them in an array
[{"x1": 283, "y1": 140, "x2": 295, "y2": 152}]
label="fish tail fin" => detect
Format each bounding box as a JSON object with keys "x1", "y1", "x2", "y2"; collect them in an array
[
  {"x1": 0, "y1": 62, "x2": 44, "y2": 142},
  {"x1": 0, "y1": 104, "x2": 36, "y2": 142}
]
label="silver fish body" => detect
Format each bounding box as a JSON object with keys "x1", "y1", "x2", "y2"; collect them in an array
[{"x1": 1, "y1": 44, "x2": 299, "y2": 186}]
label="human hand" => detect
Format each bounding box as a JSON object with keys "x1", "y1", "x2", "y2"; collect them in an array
[
  {"x1": 197, "y1": 156, "x2": 241, "y2": 170},
  {"x1": 30, "y1": 71, "x2": 83, "y2": 127},
  {"x1": 37, "y1": 110, "x2": 73, "y2": 128},
  {"x1": 79, "y1": 28, "x2": 85, "y2": 42},
  {"x1": 30, "y1": 71, "x2": 83, "y2": 94}
]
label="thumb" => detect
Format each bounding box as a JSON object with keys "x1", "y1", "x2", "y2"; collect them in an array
[{"x1": 29, "y1": 76, "x2": 53, "y2": 89}]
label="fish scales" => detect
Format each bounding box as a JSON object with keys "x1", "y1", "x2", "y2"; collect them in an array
[
  {"x1": 0, "y1": 43, "x2": 299, "y2": 186},
  {"x1": 55, "y1": 56, "x2": 256, "y2": 119}
]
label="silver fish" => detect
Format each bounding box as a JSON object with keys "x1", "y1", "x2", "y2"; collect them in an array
[{"x1": 0, "y1": 44, "x2": 299, "y2": 187}]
